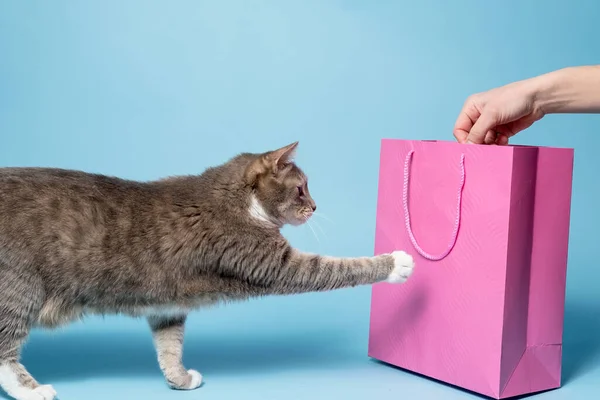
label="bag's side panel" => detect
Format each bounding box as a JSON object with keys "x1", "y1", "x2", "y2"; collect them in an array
[
  {"x1": 500, "y1": 147, "x2": 575, "y2": 398},
  {"x1": 527, "y1": 147, "x2": 574, "y2": 347},
  {"x1": 499, "y1": 147, "x2": 539, "y2": 394}
]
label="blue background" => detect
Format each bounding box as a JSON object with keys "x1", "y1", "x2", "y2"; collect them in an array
[{"x1": 1, "y1": 1, "x2": 599, "y2": 399}]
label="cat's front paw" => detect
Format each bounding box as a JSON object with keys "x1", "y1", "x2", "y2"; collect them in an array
[
  {"x1": 24, "y1": 385, "x2": 57, "y2": 400},
  {"x1": 185, "y1": 369, "x2": 203, "y2": 390},
  {"x1": 168, "y1": 369, "x2": 203, "y2": 390},
  {"x1": 386, "y1": 250, "x2": 415, "y2": 284}
]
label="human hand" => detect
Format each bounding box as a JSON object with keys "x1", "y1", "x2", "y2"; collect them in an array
[{"x1": 453, "y1": 79, "x2": 545, "y2": 145}]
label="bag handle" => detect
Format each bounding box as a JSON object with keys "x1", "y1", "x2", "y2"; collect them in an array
[{"x1": 402, "y1": 150, "x2": 466, "y2": 261}]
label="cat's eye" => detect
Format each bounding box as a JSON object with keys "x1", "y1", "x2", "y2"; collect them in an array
[{"x1": 297, "y1": 186, "x2": 304, "y2": 196}]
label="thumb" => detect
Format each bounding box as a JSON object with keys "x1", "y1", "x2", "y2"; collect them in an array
[{"x1": 466, "y1": 111, "x2": 497, "y2": 144}]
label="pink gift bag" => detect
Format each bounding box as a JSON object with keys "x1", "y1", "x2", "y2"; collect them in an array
[{"x1": 368, "y1": 139, "x2": 574, "y2": 399}]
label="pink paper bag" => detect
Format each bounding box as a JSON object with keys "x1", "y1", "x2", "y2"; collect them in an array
[{"x1": 368, "y1": 139, "x2": 574, "y2": 399}]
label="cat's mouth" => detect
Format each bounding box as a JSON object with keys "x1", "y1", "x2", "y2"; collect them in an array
[
  {"x1": 299, "y1": 210, "x2": 314, "y2": 223},
  {"x1": 288, "y1": 210, "x2": 313, "y2": 226}
]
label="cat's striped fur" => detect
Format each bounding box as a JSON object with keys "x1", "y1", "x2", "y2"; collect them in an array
[{"x1": 0, "y1": 142, "x2": 414, "y2": 400}]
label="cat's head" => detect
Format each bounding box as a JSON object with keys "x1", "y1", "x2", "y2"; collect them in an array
[{"x1": 244, "y1": 142, "x2": 316, "y2": 227}]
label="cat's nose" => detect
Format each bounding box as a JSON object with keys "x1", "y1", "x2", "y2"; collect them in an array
[{"x1": 311, "y1": 202, "x2": 317, "y2": 212}]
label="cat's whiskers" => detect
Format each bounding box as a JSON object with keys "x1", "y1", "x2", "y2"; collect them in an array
[
  {"x1": 305, "y1": 219, "x2": 320, "y2": 243},
  {"x1": 312, "y1": 212, "x2": 334, "y2": 224},
  {"x1": 310, "y1": 218, "x2": 327, "y2": 238}
]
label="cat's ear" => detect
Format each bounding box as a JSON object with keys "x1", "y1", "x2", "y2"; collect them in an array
[
  {"x1": 265, "y1": 141, "x2": 298, "y2": 171},
  {"x1": 244, "y1": 142, "x2": 299, "y2": 186}
]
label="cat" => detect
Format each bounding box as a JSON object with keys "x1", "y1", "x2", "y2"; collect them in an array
[{"x1": 0, "y1": 141, "x2": 415, "y2": 400}]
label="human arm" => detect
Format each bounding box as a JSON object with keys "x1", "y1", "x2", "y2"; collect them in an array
[{"x1": 454, "y1": 65, "x2": 600, "y2": 145}]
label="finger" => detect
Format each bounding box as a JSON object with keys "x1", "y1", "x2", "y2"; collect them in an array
[
  {"x1": 484, "y1": 130, "x2": 497, "y2": 145},
  {"x1": 466, "y1": 111, "x2": 497, "y2": 144},
  {"x1": 453, "y1": 127, "x2": 468, "y2": 144},
  {"x1": 453, "y1": 98, "x2": 480, "y2": 144},
  {"x1": 493, "y1": 125, "x2": 513, "y2": 146},
  {"x1": 453, "y1": 113, "x2": 472, "y2": 143},
  {"x1": 496, "y1": 134, "x2": 509, "y2": 145}
]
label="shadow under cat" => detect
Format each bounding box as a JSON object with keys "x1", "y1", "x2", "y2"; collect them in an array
[{"x1": 18, "y1": 328, "x2": 360, "y2": 385}]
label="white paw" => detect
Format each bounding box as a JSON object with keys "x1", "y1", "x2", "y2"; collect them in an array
[
  {"x1": 186, "y1": 369, "x2": 203, "y2": 390},
  {"x1": 35, "y1": 385, "x2": 57, "y2": 400},
  {"x1": 386, "y1": 250, "x2": 415, "y2": 284},
  {"x1": 23, "y1": 385, "x2": 57, "y2": 400}
]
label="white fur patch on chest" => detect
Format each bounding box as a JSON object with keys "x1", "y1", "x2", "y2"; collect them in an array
[{"x1": 249, "y1": 195, "x2": 275, "y2": 226}]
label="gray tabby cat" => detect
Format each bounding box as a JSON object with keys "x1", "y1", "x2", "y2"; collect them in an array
[{"x1": 0, "y1": 141, "x2": 415, "y2": 400}]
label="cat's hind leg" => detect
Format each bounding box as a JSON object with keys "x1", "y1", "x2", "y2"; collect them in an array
[
  {"x1": 0, "y1": 265, "x2": 56, "y2": 400},
  {"x1": 148, "y1": 314, "x2": 202, "y2": 390}
]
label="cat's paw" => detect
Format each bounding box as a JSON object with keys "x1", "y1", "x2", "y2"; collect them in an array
[
  {"x1": 24, "y1": 385, "x2": 57, "y2": 400},
  {"x1": 386, "y1": 250, "x2": 415, "y2": 284},
  {"x1": 169, "y1": 369, "x2": 203, "y2": 390},
  {"x1": 185, "y1": 369, "x2": 203, "y2": 390}
]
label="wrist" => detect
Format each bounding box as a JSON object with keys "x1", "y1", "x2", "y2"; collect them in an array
[
  {"x1": 530, "y1": 65, "x2": 600, "y2": 115},
  {"x1": 529, "y1": 69, "x2": 566, "y2": 115}
]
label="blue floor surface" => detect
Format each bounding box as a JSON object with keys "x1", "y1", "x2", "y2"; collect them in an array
[{"x1": 1, "y1": 297, "x2": 596, "y2": 400}]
